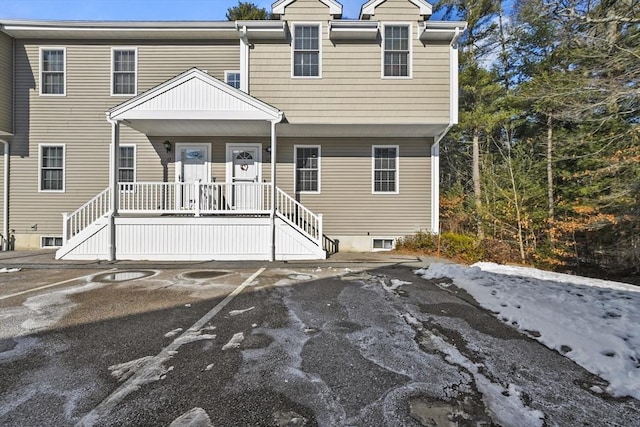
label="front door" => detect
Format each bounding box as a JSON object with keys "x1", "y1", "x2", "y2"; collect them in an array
[
  {"x1": 175, "y1": 143, "x2": 210, "y2": 209},
  {"x1": 226, "y1": 144, "x2": 262, "y2": 210}
]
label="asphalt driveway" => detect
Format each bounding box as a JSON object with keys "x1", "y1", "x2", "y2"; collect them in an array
[{"x1": 0, "y1": 252, "x2": 638, "y2": 426}]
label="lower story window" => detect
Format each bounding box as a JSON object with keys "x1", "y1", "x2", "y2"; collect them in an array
[
  {"x1": 41, "y1": 236, "x2": 63, "y2": 248},
  {"x1": 39, "y1": 144, "x2": 65, "y2": 192},
  {"x1": 373, "y1": 145, "x2": 398, "y2": 193},
  {"x1": 119, "y1": 145, "x2": 136, "y2": 188},
  {"x1": 295, "y1": 145, "x2": 320, "y2": 193},
  {"x1": 373, "y1": 238, "x2": 395, "y2": 251}
]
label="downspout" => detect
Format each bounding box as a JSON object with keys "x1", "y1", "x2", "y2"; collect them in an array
[
  {"x1": 1, "y1": 139, "x2": 8, "y2": 250},
  {"x1": 270, "y1": 112, "x2": 284, "y2": 261},
  {"x1": 431, "y1": 27, "x2": 462, "y2": 234}
]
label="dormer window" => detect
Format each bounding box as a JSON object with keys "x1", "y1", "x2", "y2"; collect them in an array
[
  {"x1": 293, "y1": 24, "x2": 321, "y2": 78},
  {"x1": 383, "y1": 24, "x2": 411, "y2": 78}
]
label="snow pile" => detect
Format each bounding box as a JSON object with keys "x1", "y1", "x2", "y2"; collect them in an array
[{"x1": 416, "y1": 262, "x2": 640, "y2": 400}]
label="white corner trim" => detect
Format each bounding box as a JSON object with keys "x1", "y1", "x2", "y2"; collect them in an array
[
  {"x1": 450, "y1": 36, "x2": 459, "y2": 124},
  {"x1": 431, "y1": 141, "x2": 440, "y2": 234}
]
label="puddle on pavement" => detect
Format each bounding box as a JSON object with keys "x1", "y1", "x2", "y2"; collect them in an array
[
  {"x1": 94, "y1": 270, "x2": 155, "y2": 283},
  {"x1": 182, "y1": 271, "x2": 230, "y2": 280},
  {"x1": 409, "y1": 396, "x2": 495, "y2": 427}
]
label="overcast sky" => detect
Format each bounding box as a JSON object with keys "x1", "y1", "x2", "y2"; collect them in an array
[{"x1": 0, "y1": 0, "x2": 366, "y2": 21}]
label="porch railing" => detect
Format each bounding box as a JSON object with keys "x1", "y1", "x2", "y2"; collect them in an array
[
  {"x1": 61, "y1": 182, "x2": 323, "y2": 250},
  {"x1": 118, "y1": 181, "x2": 272, "y2": 215},
  {"x1": 62, "y1": 187, "x2": 111, "y2": 244},
  {"x1": 275, "y1": 187, "x2": 323, "y2": 246}
]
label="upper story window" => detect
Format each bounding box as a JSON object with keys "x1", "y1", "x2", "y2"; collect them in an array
[
  {"x1": 225, "y1": 71, "x2": 241, "y2": 89},
  {"x1": 293, "y1": 24, "x2": 321, "y2": 78},
  {"x1": 372, "y1": 145, "x2": 399, "y2": 193},
  {"x1": 112, "y1": 48, "x2": 137, "y2": 96},
  {"x1": 383, "y1": 25, "x2": 411, "y2": 78},
  {"x1": 40, "y1": 48, "x2": 65, "y2": 95},
  {"x1": 39, "y1": 144, "x2": 65, "y2": 192},
  {"x1": 295, "y1": 145, "x2": 320, "y2": 193}
]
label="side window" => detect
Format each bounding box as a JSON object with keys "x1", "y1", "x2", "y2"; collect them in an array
[
  {"x1": 39, "y1": 144, "x2": 65, "y2": 192},
  {"x1": 225, "y1": 71, "x2": 241, "y2": 89},
  {"x1": 119, "y1": 145, "x2": 136, "y2": 189},
  {"x1": 293, "y1": 24, "x2": 321, "y2": 78},
  {"x1": 295, "y1": 145, "x2": 320, "y2": 193},
  {"x1": 112, "y1": 48, "x2": 137, "y2": 96},
  {"x1": 40, "y1": 48, "x2": 65, "y2": 95},
  {"x1": 372, "y1": 145, "x2": 398, "y2": 193},
  {"x1": 383, "y1": 25, "x2": 410, "y2": 78}
]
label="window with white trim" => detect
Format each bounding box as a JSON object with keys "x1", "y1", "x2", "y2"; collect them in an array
[
  {"x1": 373, "y1": 238, "x2": 395, "y2": 251},
  {"x1": 40, "y1": 48, "x2": 65, "y2": 95},
  {"x1": 225, "y1": 71, "x2": 241, "y2": 89},
  {"x1": 112, "y1": 48, "x2": 137, "y2": 95},
  {"x1": 119, "y1": 145, "x2": 136, "y2": 189},
  {"x1": 39, "y1": 145, "x2": 65, "y2": 192},
  {"x1": 41, "y1": 236, "x2": 63, "y2": 248},
  {"x1": 295, "y1": 145, "x2": 320, "y2": 193},
  {"x1": 372, "y1": 146, "x2": 398, "y2": 193},
  {"x1": 383, "y1": 25, "x2": 410, "y2": 77},
  {"x1": 293, "y1": 24, "x2": 321, "y2": 77}
]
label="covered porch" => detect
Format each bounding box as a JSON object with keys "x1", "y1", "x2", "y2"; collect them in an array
[{"x1": 56, "y1": 68, "x2": 326, "y2": 261}]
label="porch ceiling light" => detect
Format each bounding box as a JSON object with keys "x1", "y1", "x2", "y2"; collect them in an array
[{"x1": 163, "y1": 140, "x2": 172, "y2": 153}]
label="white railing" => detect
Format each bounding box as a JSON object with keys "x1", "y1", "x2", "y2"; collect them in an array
[
  {"x1": 275, "y1": 187, "x2": 323, "y2": 246},
  {"x1": 61, "y1": 182, "x2": 323, "y2": 251},
  {"x1": 118, "y1": 181, "x2": 272, "y2": 215},
  {"x1": 62, "y1": 187, "x2": 111, "y2": 244}
]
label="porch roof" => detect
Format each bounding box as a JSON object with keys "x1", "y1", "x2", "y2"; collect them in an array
[{"x1": 108, "y1": 68, "x2": 283, "y2": 136}]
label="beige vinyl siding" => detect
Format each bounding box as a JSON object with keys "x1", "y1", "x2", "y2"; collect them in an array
[
  {"x1": 0, "y1": 32, "x2": 13, "y2": 134},
  {"x1": 281, "y1": 0, "x2": 333, "y2": 21},
  {"x1": 250, "y1": 22, "x2": 450, "y2": 124},
  {"x1": 371, "y1": 0, "x2": 423, "y2": 21},
  {"x1": 10, "y1": 40, "x2": 238, "y2": 243},
  {"x1": 275, "y1": 137, "x2": 432, "y2": 236}
]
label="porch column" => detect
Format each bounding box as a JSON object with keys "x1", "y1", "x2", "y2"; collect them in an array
[
  {"x1": 1, "y1": 139, "x2": 9, "y2": 251},
  {"x1": 108, "y1": 120, "x2": 120, "y2": 261},
  {"x1": 270, "y1": 120, "x2": 277, "y2": 262}
]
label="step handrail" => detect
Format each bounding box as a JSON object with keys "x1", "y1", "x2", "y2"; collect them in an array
[
  {"x1": 62, "y1": 187, "x2": 111, "y2": 244},
  {"x1": 275, "y1": 187, "x2": 322, "y2": 246}
]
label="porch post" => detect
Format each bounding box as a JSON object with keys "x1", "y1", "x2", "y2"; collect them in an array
[
  {"x1": 108, "y1": 120, "x2": 120, "y2": 261},
  {"x1": 270, "y1": 120, "x2": 277, "y2": 262},
  {"x1": 1, "y1": 139, "x2": 9, "y2": 251}
]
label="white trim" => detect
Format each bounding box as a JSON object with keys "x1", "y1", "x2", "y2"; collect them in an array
[
  {"x1": 224, "y1": 70, "x2": 241, "y2": 90},
  {"x1": 38, "y1": 143, "x2": 66, "y2": 193},
  {"x1": 291, "y1": 22, "x2": 323, "y2": 79},
  {"x1": 372, "y1": 145, "x2": 399, "y2": 195},
  {"x1": 361, "y1": 0, "x2": 432, "y2": 18},
  {"x1": 450, "y1": 36, "x2": 459, "y2": 124},
  {"x1": 110, "y1": 47, "x2": 137, "y2": 96},
  {"x1": 225, "y1": 143, "x2": 263, "y2": 184},
  {"x1": 273, "y1": 0, "x2": 342, "y2": 16},
  {"x1": 372, "y1": 237, "x2": 396, "y2": 251},
  {"x1": 381, "y1": 23, "x2": 412, "y2": 80},
  {"x1": 174, "y1": 143, "x2": 211, "y2": 183},
  {"x1": 239, "y1": 26, "x2": 250, "y2": 93},
  {"x1": 118, "y1": 144, "x2": 137, "y2": 185},
  {"x1": 294, "y1": 144, "x2": 321, "y2": 194},
  {"x1": 39, "y1": 46, "x2": 66, "y2": 96}
]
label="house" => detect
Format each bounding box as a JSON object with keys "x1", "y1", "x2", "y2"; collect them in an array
[{"x1": 0, "y1": 0, "x2": 466, "y2": 261}]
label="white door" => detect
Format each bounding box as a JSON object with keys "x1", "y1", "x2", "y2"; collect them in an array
[
  {"x1": 227, "y1": 144, "x2": 262, "y2": 210},
  {"x1": 175, "y1": 143, "x2": 210, "y2": 210}
]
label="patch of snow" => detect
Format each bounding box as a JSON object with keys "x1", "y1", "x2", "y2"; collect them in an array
[
  {"x1": 205, "y1": 364, "x2": 214, "y2": 371},
  {"x1": 382, "y1": 279, "x2": 411, "y2": 293},
  {"x1": 109, "y1": 356, "x2": 154, "y2": 382},
  {"x1": 415, "y1": 263, "x2": 640, "y2": 400},
  {"x1": 222, "y1": 332, "x2": 244, "y2": 350},
  {"x1": 229, "y1": 306, "x2": 255, "y2": 316},
  {"x1": 164, "y1": 328, "x2": 183, "y2": 338},
  {"x1": 0, "y1": 267, "x2": 21, "y2": 273},
  {"x1": 169, "y1": 407, "x2": 213, "y2": 427}
]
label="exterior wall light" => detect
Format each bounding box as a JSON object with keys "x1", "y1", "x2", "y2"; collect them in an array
[{"x1": 163, "y1": 141, "x2": 172, "y2": 153}]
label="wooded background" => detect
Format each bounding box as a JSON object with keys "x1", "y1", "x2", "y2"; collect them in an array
[{"x1": 435, "y1": 0, "x2": 639, "y2": 275}]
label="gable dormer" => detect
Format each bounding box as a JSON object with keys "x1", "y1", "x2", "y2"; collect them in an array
[
  {"x1": 271, "y1": 0, "x2": 342, "y2": 21},
  {"x1": 360, "y1": 0, "x2": 432, "y2": 21}
]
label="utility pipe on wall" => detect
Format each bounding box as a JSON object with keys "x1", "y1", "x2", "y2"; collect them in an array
[{"x1": 1, "y1": 139, "x2": 8, "y2": 251}]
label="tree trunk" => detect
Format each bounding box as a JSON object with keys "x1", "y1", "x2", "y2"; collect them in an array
[{"x1": 472, "y1": 130, "x2": 483, "y2": 239}]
